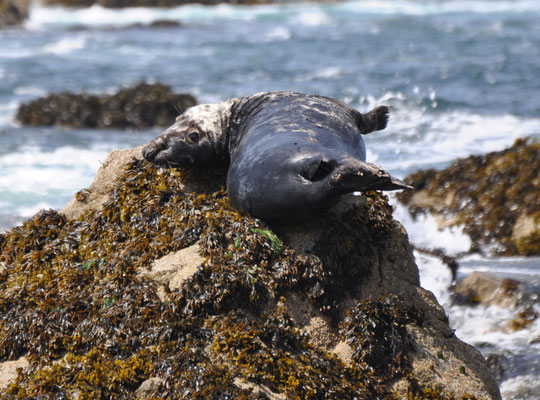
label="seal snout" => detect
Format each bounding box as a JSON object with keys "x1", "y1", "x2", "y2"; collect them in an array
[{"x1": 142, "y1": 140, "x2": 165, "y2": 162}]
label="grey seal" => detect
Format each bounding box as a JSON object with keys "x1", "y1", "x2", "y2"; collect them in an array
[{"x1": 142, "y1": 91, "x2": 411, "y2": 223}]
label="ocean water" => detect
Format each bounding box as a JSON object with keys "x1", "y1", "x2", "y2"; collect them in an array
[{"x1": 0, "y1": 1, "x2": 539, "y2": 398}]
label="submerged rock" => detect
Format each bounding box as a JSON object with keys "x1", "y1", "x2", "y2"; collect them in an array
[
  {"x1": 454, "y1": 272, "x2": 538, "y2": 333},
  {"x1": 454, "y1": 272, "x2": 532, "y2": 309},
  {"x1": 397, "y1": 138, "x2": 540, "y2": 256},
  {"x1": 0, "y1": 148, "x2": 500, "y2": 399},
  {"x1": 0, "y1": 0, "x2": 28, "y2": 27},
  {"x1": 16, "y1": 82, "x2": 197, "y2": 129}
]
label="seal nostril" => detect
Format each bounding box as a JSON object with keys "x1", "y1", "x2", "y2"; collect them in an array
[{"x1": 142, "y1": 143, "x2": 159, "y2": 161}]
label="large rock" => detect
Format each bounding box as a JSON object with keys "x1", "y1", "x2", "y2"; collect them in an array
[
  {"x1": 397, "y1": 138, "x2": 540, "y2": 256},
  {"x1": 0, "y1": 0, "x2": 28, "y2": 27},
  {"x1": 0, "y1": 148, "x2": 500, "y2": 399},
  {"x1": 16, "y1": 82, "x2": 197, "y2": 129}
]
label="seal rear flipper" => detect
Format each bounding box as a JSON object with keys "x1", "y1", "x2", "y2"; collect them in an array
[
  {"x1": 354, "y1": 105, "x2": 390, "y2": 134},
  {"x1": 331, "y1": 159, "x2": 412, "y2": 192}
]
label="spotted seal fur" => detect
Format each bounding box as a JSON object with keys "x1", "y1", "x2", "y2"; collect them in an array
[{"x1": 142, "y1": 91, "x2": 411, "y2": 222}]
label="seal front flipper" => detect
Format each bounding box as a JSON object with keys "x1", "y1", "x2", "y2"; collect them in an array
[
  {"x1": 331, "y1": 158, "x2": 412, "y2": 192},
  {"x1": 354, "y1": 105, "x2": 390, "y2": 134}
]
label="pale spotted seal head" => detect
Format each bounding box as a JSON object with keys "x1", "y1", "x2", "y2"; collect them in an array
[
  {"x1": 142, "y1": 101, "x2": 232, "y2": 167},
  {"x1": 142, "y1": 92, "x2": 411, "y2": 223}
]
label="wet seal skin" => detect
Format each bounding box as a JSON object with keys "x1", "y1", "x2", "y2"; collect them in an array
[{"x1": 143, "y1": 91, "x2": 411, "y2": 223}]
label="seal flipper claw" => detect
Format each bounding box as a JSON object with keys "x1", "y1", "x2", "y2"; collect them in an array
[{"x1": 332, "y1": 159, "x2": 412, "y2": 192}]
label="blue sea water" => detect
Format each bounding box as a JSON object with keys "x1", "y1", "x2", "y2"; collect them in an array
[{"x1": 0, "y1": 1, "x2": 539, "y2": 398}]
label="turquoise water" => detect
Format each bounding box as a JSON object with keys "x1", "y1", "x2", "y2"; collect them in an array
[{"x1": 1, "y1": 1, "x2": 539, "y2": 398}]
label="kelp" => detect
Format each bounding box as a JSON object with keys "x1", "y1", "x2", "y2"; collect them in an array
[
  {"x1": 0, "y1": 159, "x2": 470, "y2": 399},
  {"x1": 398, "y1": 138, "x2": 540, "y2": 255}
]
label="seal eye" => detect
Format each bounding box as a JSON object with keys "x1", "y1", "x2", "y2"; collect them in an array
[{"x1": 187, "y1": 132, "x2": 199, "y2": 144}]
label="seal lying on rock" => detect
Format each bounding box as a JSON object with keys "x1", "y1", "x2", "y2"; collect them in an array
[{"x1": 142, "y1": 91, "x2": 411, "y2": 222}]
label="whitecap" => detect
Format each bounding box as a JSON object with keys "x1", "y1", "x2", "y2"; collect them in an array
[
  {"x1": 501, "y1": 374, "x2": 540, "y2": 400},
  {"x1": 13, "y1": 86, "x2": 48, "y2": 97},
  {"x1": 291, "y1": 9, "x2": 332, "y2": 26},
  {"x1": 391, "y1": 199, "x2": 472, "y2": 255},
  {"x1": 336, "y1": 0, "x2": 540, "y2": 16},
  {"x1": 43, "y1": 35, "x2": 87, "y2": 55},
  {"x1": 264, "y1": 26, "x2": 292, "y2": 42}
]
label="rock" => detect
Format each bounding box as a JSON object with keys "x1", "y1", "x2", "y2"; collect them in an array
[
  {"x1": 42, "y1": 0, "x2": 273, "y2": 8},
  {"x1": 16, "y1": 82, "x2": 197, "y2": 129},
  {"x1": 454, "y1": 271, "x2": 532, "y2": 309},
  {"x1": 397, "y1": 138, "x2": 540, "y2": 256},
  {"x1": 135, "y1": 377, "x2": 165, "y2": 399},
  {"x1": 137, "y1": 243, "x2": 205, "y2": 301},
  {"x1": 0, "y1": 0, "x2": 28, "y2": 27},
  {"x1": 454, "y1": 271, "x2": 538, "y2": 333},
  {"x1": 0, "y1": 356, "x2": 29, "y2": 389},
  {"x1": 0, "y1": 147, "x2": 501, "y2": 399}
]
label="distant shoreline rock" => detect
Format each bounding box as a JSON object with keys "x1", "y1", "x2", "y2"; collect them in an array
[
  {"x1": 42, "y1": 0, "x2": 277, "y2": 7},
  {"x1": 0, "y1": 0, "x2": 29, "y2": 27},
  {"x1": 397, "y1": 138, "x2": 540, "y2": 256},
  {"x1": 16, "y1": 82, "x2": 197, "y2": 129},
  {"x1": 0, "y1": 147, "x2": 500, "y2": 399}
]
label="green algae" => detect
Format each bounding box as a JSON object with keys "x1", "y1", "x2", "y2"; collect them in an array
[
  {"x1": 398, "y1": 138, "x2": 540, "y2": 256},
  {"x1": 0, "y1": 159, "x2": 471, "y2": 399}
]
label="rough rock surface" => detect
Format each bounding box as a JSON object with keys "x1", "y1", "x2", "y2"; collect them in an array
[
  {"x1": 0, "y1": 147, "x2": 500, "y2": 399},
  {"x1": 0, "y1": 0, "x2": 28, "y2": 27},
  {"x1": 16, "y1": 82, "x2": 197, "y2": 129},
  {"x1": 397, "y1": 138, "x2": 540, "y2": 256}
]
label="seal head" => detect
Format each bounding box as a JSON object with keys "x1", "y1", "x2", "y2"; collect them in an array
[{"x1": 142, "y1": 102, "x2": 231, "y2": 167}]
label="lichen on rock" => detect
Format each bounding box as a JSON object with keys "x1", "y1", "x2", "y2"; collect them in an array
[
  {"x1": 0, "y1": 148, "x2": 500, "y2": 399},
  {"x1": 397, "y1": 138, "x2": 540, "y2": 256}
]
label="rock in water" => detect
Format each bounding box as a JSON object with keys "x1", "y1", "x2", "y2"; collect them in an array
[
  {"x1": 0, "y1": 148, "x2": 500, "y2": 399},
  {"x1": 16, "y1": 82, "x2": 197, "y2": 129},
  {"x1": 0, "y1": 0, "x2": 29, "y2": 27},
  {"x1": 397, "y1": 138, "x2": 540, "y2": 256}
]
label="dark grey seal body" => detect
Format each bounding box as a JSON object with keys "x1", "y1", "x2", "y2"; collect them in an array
[{"x1": 142, "y1": 91, "x2": 410, "y2": 223}]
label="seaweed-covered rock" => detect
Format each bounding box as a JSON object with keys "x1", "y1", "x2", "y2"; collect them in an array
[
  {"x1": 42, "y1": 0, "x2": 273, "y2": 7},
  {"x1": 0, "y1": 0, "x2": 28, "y2": 27},
  {"x1": 16, "y1": 82, "x2": 197, "y2": 129},
  {"x1": 0, "y1": 148, "x2": 500, "y2": 399},
  {"x1": 397, "y1": 138, "x2": 540, "y2": 256}
]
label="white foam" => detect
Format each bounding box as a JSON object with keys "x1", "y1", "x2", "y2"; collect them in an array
[
  {"x1": 292, "y1": 9, "x2": 332, "y2": 26},
  {"x1": 13, "y1": 86, "x2": 48, "y2": 97},
  {"x1": 265, "y1": 26, "x2": 292, "y2": 42},
  {"x1": 43, "y1": 35, "x2": 87, "y2": 55},
  {"x1": 360, "y1": 91, "x2": 540, "y2": 172},
  {"x1": 337, "y1": 0, "x2": 540, "y2": 16},
  {"x1": 0, "y1": 101, "x2": 19, "y2": 126},
  {"x1": 501, "y1": 374, "x2": 540, "y2": 400},
  {"x1": 414, "y1": 251, "x2": 453, "y2": 305},
  {"x1": 17, "y1": 202, "x2": 59, "y2": 218},
  {"x1": 0, "y1": 146, "x2": 108, "y2": 195},
  {"x1": 392, "y1": 200, "x2": 472, "y2": 255}
]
